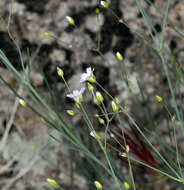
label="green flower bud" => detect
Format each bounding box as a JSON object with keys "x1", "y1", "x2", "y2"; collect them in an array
[
  {"x1": 171, "y1": 116, "x2": 175, "y2": 122},
  {"x1": 156, "y1": 95, "x2": 163, "y2": 102},
  {"x1": 88, "y1": 82, "x2": 94, "y2": 92},
  {"x1": 57, "y1": 67, "x2": 64, "y2": 78},
  {"x1": 44, "y1": 32, "x2": 52, "y2": 37},
  {"x1": 40, "y1": 117, "x2": 45, "y2": 123},
  {"x1": 100, "y1": 1, "x2": 109, "y2": 8},
  {"x1": 111, "y1": 101, "x2": 118, "y2": 113},
  {"x1": 89, "y1": 75, "x2": 96, "y2": 83},
  {"x1": 115, "y1": 97, "x2": 121, "y2": 104},
  {"x1": 47, "y1": 178, "x2": 57, "y2": 186},
  {"x1": 96, "y1": 92, "x2": 104, "y2": 103},
  {"x1": 19, "y1": 99, "x2": 27, "y2": 107},
  {"x1": 123, "y1": 182, "x2": 130, "y2": 190},
  {"x1": 98, "y1": 117, "x2": 105, "y2": 125},
  {"x1": 95, "y1": 8, "x2": 100, "y2": 13},
  {"x1": 90, "y1": 131, "x2": 102, "y2": 140},
  {"x1": 66, "y1": 16, "x2": 75, "y2": 25},
  {"x1": 66, "y1": 110, "x2": 75, "y2": 116},
  {"x1": 94, "y1": 181, "x2": 103, "y2": 190},
  {"x1": 116, "y1": 52, "x2": 124, "y2": 61}
]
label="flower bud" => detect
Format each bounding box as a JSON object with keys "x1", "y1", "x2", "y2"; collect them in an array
[
  {"x1": 94, "y1": 98, "x2": 99, "y2": 105},
  {"x1": 90, "y1": 131, "x2": 102, "y2": 140},
  {"x1": 66, "y1": 110, "x2": 75, "y2": 116},
  {"x1": 40, "y1": 117, "x2": 45, "y2": 123},
  {"x1": 111, "y1": 101, "x2": 118, "y2": 113},
  {"x1": 57, "y1": 67, "x2": 64, "y2": 78},
  {"x1": 120, "y1": 152, "x2": 127, "y2": 158},
  {"x1": 89, "y1": 75, "x2": 96, "y2": 83},
  {"x1": 19, "y1": 99, "x2": 27, "y2": 107},
  {"x1": 100, "y1": 1, "x2": 109, "y2": 8},
  {"x1": 98, "y1": 117, "x2": 105, "y2": 125},
  {"x1": 95, "y1": 8, "x2": 100, "y2": 13},
  {"x1": 156, "y1": 95, "x2": 163, "y2": 102},
  {"x1": 123, "y1": 182, "x2": 130, "y2": 190},
  {"x1": 96, "y1": 92, "x2": 104, "y2": 103},
  {"x1": 44, "y1": 32, "x2": 52, "y2": 37},
  {"x1": 47, "y1": 178, "x2": 57, "y2": 186},
  {"x1": 66, "y1": 16, "x2": 75, "y2": 25},
  {"x1": 116, "y1": 52, "x2": 124, "y2": 61},
  {"x1": 110, "y1": 133, "x2": 115, "y2": 138},
  {"x1": 171, "y1": 116, "x2": 175, "y2": 122},
  {"x1": 126, "y1": 145, "x2": 130, "y2": 153},
  {"x1": 94, "y1": 181, "x2": 103, "y2": 190},
  {"x1": 88, "y1": 82, "x2": 94, "y2": 92},
  {"x1": 115, "y1": 97, "x2": 121, "y2": 104}
]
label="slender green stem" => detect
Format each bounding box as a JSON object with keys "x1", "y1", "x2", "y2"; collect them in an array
[
  {"x1": 80, "y1": 104, "x2": 122, "y2": 190},
  {"x1": 117, "y1": 114, "x2": 136, "y2": 190},
  {"x1": 125, "y1": 111, "x2": 181, "y2": 179},
  {"x1": 159, "y1": 0, "x2": 170, "y2": 50},
  {"x1": 159, "y1": 53, "x2": 183, "y2": 130},
  {"x1": 96, "y1": 81, "x2": 114, "y2": 100}
]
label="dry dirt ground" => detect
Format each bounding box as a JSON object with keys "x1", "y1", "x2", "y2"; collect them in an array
[{"x1": 0, "y1": 0, "x2": 184, "y2": 190}]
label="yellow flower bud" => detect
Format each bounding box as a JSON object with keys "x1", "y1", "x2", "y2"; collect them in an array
[
  {"x1": 40, "y1": 117, "x2": 45, "y2": 123},
  {"x1": 66, "y1": 110, "x2": 75, "y2": 116},
  {"x1": 171, "y1": 116, "x2": 175, "y2": 122},
  {"x1": 44, "y1": 32, "x2": 51, "y2": 37},
  {"x1": 57, "y1": 67, "x2": 64, "y2": 78},
  {"x1": 94, "y1": 181, "x2": 103, "y2": 190},
  {"x1": 96, "y1": 8, "x2": 100, "y2": 13},
  {"x1": 98, "y1": 117, "x2": 105, "y2": 125},
  {"x1": 115, "y1": 97, "x2": 121, "y2": 104},
  {"x1": 156, "y1": 95, "x2": 163, "y2": 102},
  {"x1": 66, "y1": 16, "x2": 75, "y2": 25},
  {"x1": 47, "y1": 178, "x2": 57, "y2": 186},
  {"x1": 123, "y1": 182, "x2": 130, "y2": 190},
  {"x1": 96, "y1": 92, "x2": 104, "y2": 103}
]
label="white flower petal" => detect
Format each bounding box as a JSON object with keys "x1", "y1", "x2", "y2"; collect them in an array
[
  {"x1": 66, "y1": 87, "x2": 85, "y2": 102},
  {"x1": 80, "y1": 67, "x2": 94, "y2": 83},
  {"x1": 66, "y1": 94, "x2": 74, "y2": 98}
]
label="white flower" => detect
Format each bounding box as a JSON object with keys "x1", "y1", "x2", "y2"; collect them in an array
[
  {"x1": 80, "y1": 67, "x2": 96, "y2": 83},
  {"x1": 66, "y1": 87, "x2": 85, "y2": 104}
]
